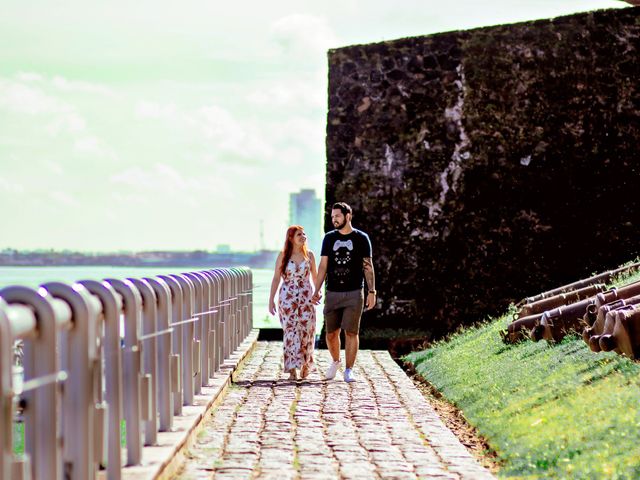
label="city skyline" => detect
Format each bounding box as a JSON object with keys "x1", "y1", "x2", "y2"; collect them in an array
[{"x1": 0, "y1": 0, "x2": 626, "y2": 252}]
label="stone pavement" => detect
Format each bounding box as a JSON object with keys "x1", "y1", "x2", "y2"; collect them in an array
[{"x1": 176, "y1": 342, "x2": 495, "y2": 479}]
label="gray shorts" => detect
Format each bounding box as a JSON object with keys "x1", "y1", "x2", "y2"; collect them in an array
[{"x1": 323, "y1": 289, "x2": 364, "y2": 334}]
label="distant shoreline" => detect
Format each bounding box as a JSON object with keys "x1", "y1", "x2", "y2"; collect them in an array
[{"x1": 0, "y1": 249, "x2": 279, "y2": 270}]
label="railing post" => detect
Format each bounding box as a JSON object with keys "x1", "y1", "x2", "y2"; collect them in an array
[
  {"x1": 216, "y1": 269, "x2": 230, "y2": 360},
  {"x1": 228, "y1": 269, "x2": 238, "y2": 353},
  {"x1": 201, "y1": 270, "x2": 219, "y2": 376},
  {"x1": 170, "y1": 275, "x2": 195, "y2": 405},
  {"x1": 182, "y1": 273, "x2": 203, "y2": 393},
  {"x1": 127, "y1": 279, "x2": 158, "y2": 446},
  {"x1": 105, "y1": 279, "x2": 143, "y2": 466},
  {"x1": 229, "y1": 269, "x2": 239, "y2": 353},
  {"x1": 0, "y1": 286, "x2": 64, "y2": 480},
  {"x1": 42, "y1": 282, "x2": 100, "y2": 480},
  {"x1": 236, "y1": 268, "x2": 245, "y2": 341},
  {"x1": 158, "y1": 275, "x2": 183, "y2": 416},
  {"x1": 209, "y1": 270, "x2": 224, "y2": 372},
  {"x1": 78, "y1": 280, "x2": 123, "y2": 480},
  {"x1": 194, "y1": 272, "x2": 212, "y2": 384},
  {"x1": 0, "y1": 299, "x2": 13, "y2": 480},
  {"x1": 240, "y1": 268, "x2": 249, "y2": 340},
  {"x1": 248, "y1": 268, "x2": 254, "y2": 331},
  {"x1": 144, "y1": 277, "x2": 173, "y2": 432},
  {"x1": 241, "y1": 268, "x2": 251, "y2": 340}
]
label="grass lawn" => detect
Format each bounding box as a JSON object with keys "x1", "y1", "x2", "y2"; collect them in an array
[{"x1": 406, "y1": 272, "x2": 640, "y2": 479}]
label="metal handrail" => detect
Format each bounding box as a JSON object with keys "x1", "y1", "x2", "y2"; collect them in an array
[{"x1": 0, "y1": 267, "x2": 253, "y2": 480}]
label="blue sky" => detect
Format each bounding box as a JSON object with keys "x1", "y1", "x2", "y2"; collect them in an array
[{"x1": 0, "y1": 0, "x2": 626, "y2": 251}]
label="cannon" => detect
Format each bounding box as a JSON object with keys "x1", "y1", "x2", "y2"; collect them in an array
[
  {"x1": 504, "y1": 287, "x2": 604, "y2": 344},
  {"x1": 530, "y1": 298, "x2": 595, "y2": 342},
  {"x1": 599, "y1": 307, "x2": 640, "y2": 359},
  {"x1": 582, "y1": 294, "x2": 640, "y2": 347},
  {"x1": 519, "y1": 262, "x2": 640, "y2": 305},
  {"x1": 587, "y1": 306, "x2": 635, "y2": 353},
  {"x1": 517, "y1": 283, "x2": 606, "y2": 319},
  {"x1": 590, "y1": 279, "x2": 640, "y2": 309},
  {"x1": 501, "y1": 313, "x2": 541, "y2": 343}
]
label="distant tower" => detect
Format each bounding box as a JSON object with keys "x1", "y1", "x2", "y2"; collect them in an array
[{"x1": 289, "y1": 189, "x2": 322, "y2": 254}]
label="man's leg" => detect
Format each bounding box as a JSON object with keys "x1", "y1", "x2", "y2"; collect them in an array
[
  {"x1": 345, "y1": 331, "x2": 359, "y2": 368},
  {"x1": 342, "y1": 290, "x2": 364, "y2": 375},
  {"x1": 326, "y1": 328, "x2": 341, "y2": 362}
]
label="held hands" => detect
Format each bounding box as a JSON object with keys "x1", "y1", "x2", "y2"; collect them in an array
[
  {"x1": 311, "y1": 291, "x2": 322, "y2": 305},
  {"x1": 268, "y1": 300, "x2": 277, "y2": 316}
]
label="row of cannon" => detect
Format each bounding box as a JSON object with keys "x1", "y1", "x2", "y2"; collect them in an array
[{"x1": 501, "y1": 262, "x2": 640, "y2": 359}]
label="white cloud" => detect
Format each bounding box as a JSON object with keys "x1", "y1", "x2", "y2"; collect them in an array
[
  {"x1": 134, "y1": 100, "x2": 179, "y2": 120},
  {"x1": 245, "y1": 78, "x2": 325, "y2": 109},
  {"x1": 46, "y1": 112, "x2": 86, "y2": 136},
  {"x1": 50, "y1": 190, "x2": 79, "y2": 207},
  {"x1": 0, "y1": 177, "x2": 25, "y2": 194},
  {"x1": 73, "y1": 136, "x2": 105, "y2": 155},
  {"x1": 0, "y1": 77, "x2": 93, "y2": 142},
  {"x1": 270, "y1": 13, "x2": 340, "y2": 57},
  {"x1": 42, "y1": 160, "x2": 64, "y2": 176},
  {"x1": 111, "y1": 191, "x2": 151, "y2": 206},
  {"x1": 198, "y1": 104, "x2": 275, "y2": 161},
  {"x1": 0, "y1": 80, "x2": 63, "y2": 115},
  {"x1": 51, "y1": 76, "x2": 118, "y2": 98},
  {"x1": 16, "y1": 72, "x2": 44, "y2": 83},
  {"x1": 133, "y1": 99, "x2": 277, "y2": 164},
  {"x1": 110, "y1": 163, "x2": 204, "y2": 192}
]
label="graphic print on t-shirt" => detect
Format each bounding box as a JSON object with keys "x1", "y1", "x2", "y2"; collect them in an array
[
  {"x1": 322, "y1": 229, "x2": 371, "y2": 291},
  {"x1": 333, "y1": 239, "x2": 353, "y2": 285}
]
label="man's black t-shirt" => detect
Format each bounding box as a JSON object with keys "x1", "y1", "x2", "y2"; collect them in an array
[{"x1": 321, "y1": 229, "x2": 372, "y2": 292}]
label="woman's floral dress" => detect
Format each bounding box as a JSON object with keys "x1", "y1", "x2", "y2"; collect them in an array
[{"x1": 278, "y1": 258, "x2": 316, "y2": 372}]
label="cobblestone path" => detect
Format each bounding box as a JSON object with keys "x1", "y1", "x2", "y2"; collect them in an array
[{"x1": 177, "y1": 342, "x2": 495, "y2": 479}]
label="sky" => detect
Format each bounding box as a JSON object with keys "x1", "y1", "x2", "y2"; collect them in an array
[{"x1": 0, "y1": 0, "x2": 627, "y2": 252}]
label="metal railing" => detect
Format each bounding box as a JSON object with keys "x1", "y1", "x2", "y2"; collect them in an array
[{"x1": 0, "y1": 267, "x2": 253, "y2": 480}]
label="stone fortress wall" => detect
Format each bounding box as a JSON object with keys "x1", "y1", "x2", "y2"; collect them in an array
[{"x1": 325, "y1": 7, "x2": 640, "y2": 335}]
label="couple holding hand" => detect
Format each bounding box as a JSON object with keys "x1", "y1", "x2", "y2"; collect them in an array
[{"x1": 268, "y1": 202, "x2": 376, "y2": 382}]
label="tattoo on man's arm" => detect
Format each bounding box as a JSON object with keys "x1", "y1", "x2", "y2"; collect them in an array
[{"x1": 363, "y1": 257, "x2": 375, "y2": 290}]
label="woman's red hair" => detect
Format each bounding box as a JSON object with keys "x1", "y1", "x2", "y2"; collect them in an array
[{"x1": 280, "y1": 225, "x2": 309, "y2": 277}]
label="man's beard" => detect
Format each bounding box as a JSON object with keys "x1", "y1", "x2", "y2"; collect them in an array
[{"x1": 333, "y1": 219, "x2": 346, "y2": 230}]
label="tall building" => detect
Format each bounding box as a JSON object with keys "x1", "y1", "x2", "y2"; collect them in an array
[{"x1": 289, "y1": 189, "x2": 322, "y2": 254}]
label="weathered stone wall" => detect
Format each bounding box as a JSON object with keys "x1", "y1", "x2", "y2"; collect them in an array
[{"x1": 326, "y1": 7, "x2": 640, "y2": 336}]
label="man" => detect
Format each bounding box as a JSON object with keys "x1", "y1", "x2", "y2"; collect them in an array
[{"x1": 312, "y1": 202, "x2": 376, "y2": 383}]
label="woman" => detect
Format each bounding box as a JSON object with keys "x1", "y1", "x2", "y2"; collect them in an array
[{"x1": 269, "y1": 225, "x2": 318, "y2": 380}]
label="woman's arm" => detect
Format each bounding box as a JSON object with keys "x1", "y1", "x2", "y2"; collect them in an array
[
  {"x1": 311, "y1": 255, "x2": 328, "y2": 304},
  {"x1": 309, "y1": 251, "x2": 318, "y2": 288},
  {"x1": 268, "y1": 252, "x2": 283, "y2": 315}
]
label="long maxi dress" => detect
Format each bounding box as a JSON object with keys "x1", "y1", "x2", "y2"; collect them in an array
[{"x1": 278, "y1": 258, "x2": 316, "y2": 372}]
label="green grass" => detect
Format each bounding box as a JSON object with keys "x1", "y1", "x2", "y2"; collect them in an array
[
  {"x1": 13, "y1": 422, "x2": 23, "y2": 455},
  {"x1": 14, "y1": 420, "x2": 127, "y2": 455},
  {"x1": 406, "y1": 309, "x2": 640, "y2": 478}
]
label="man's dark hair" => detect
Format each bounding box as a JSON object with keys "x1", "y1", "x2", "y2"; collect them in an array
[{"x1": 332, "y1": 202, "x2": 352, "y2": 216}]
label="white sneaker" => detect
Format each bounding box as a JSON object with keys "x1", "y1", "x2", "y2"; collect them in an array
[
  {"x1": 344, "y1": 368, "x2": 356, "y2": 383},
  {"x1": 325, "y1": 360, "x2": 341, "y2": 380}
]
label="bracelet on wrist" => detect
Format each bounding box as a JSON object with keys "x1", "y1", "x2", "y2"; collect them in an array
[{"x1": 368, "y1": 290, "x2": 376, "y2": 295}]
